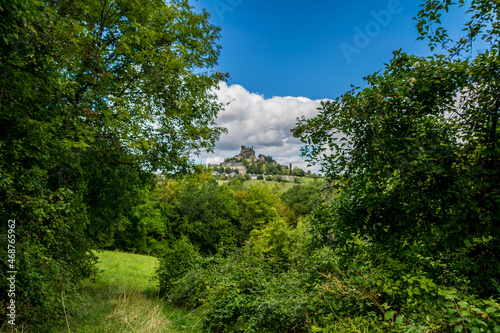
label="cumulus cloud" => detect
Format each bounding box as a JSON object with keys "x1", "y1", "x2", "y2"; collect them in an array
[{"x1": 197, "y1": 82, "x2": 327, "y2": 173}]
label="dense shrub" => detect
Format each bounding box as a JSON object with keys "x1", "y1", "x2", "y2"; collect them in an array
[
  {"x1": 157, "y1": 236, "x2": 201, "y2": 294},
  {"x1": 164, "y1": 245, "x2": 316, "y2": 332},
  {"x1": 158, "y1": 223, "x2": 500, "y2": 333}
]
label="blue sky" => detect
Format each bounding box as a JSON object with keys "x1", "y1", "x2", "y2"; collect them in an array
[
  {"x1": 195, "y1": 0, "x2": 448, "y2": 99},
  {"x1": 192, "y1": 0, "x2": 475, "y2": 171}
]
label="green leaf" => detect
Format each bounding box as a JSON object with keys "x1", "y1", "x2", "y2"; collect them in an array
[
  {"x1": 486, "y1": 307, "x2": 498, "y2": 313},
  {"x1": 454, "y1": 325, "x2": 463, "y2": 332},
  {"x1": 473, "y1": 319, "x2": 488, "y2": 327},
  {"x1": 494, "y1": 325, "x2": 500, "y2": 332},
  {"x1": 384, "y1": 311, "x2": 395, "y2": 321},
  {"x1": 395, "y1": 315, "x2": 404, "y2": 325}
]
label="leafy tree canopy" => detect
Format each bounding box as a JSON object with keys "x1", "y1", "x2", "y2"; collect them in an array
[
  {"x1": 293, "y1": 1, "x2": 500, "y2": 296},
  {"x1": 0, "y1": 0, "x2": 226, "y2": 327}
]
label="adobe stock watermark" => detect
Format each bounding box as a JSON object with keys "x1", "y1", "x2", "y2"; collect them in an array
[
  {"x1": 340, "y1": 0, "x2": 408, "y2": 64},
  {"x1": 212, "y1": 0, "x2": 243, "y2": 21},
  {"x1": 6, "y1": 219, "x2": 17, "y2": 326}
]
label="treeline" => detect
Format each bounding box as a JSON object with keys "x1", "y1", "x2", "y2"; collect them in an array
[{"x1": 113, "y1": 168, "x2": 324, "y2": 256}]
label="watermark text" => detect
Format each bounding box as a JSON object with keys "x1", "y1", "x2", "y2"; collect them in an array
[{"x1": 7, "y1": 219, "x2": 17, "y2": 326}]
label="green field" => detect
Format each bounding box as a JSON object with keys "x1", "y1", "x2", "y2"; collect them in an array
[
  {"x1": 216, "y1": 177, "x2": 323, "y2": 191},
  {"x1": 64, "y1": 251, "x2": 203, "y2": 333}
]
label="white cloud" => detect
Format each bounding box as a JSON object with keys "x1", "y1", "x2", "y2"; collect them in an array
[{"x1": 197, "y1": 82, "x2": 327, "y2": 173}]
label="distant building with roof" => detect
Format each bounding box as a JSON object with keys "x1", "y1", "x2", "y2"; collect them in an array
[{"x1": 222, "y1": 162, "x2": 247, "y2": 174}]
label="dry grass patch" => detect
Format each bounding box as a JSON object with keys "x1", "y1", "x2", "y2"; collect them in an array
[{"x1": 102, "y1": 289, "x2": 171, "y2": 332}]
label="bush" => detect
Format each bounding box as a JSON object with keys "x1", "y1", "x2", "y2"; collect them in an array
[
  {"x1": 272, "y1": 175, "x2": 283, "y2": 182},
  {"x1": 167, "y1": 246, "x2": 317, "y2": 332},
  {"x1": 156, "y1": 236, "x2": 201, "y2": 295},
  {"x1": 159, "y1": 226, "x2": 500, "y2": 333},
  {"x1": 249, "y1": 217, "x2": 309, "y2": 267}
]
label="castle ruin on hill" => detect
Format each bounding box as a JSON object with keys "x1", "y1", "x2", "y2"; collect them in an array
[
  {"x1": 235, "y1": 146, "x2": 265, "y2": 163},
  {"x1": 210, "y1": 146, "x2": 272, "y2": 175}
]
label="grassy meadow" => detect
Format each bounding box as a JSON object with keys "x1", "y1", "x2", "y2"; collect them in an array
[{"x1": 61, "y1": 251, "x2": 203, "y2": 333}]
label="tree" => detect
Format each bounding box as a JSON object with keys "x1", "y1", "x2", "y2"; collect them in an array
[
  {"x1": 414, "y1": 0, "x2": 500, "y2": 55},
  {"x1": 234, "y1": 184, "x2": 281, "y2": 244},
  {"x1": 293, "y1": 0, "x2": 500, "y2": 296},
  {"x1": 248, "y1": 159, "x2": 258, "y2": 174},
  {"x1": 113, "y1": 186, "x2": 171, "y2": 256},
  {"x1": 281, "y1": 180, "x2": 323, "y2": 217},
  {"x1": 0, "y1": 0, "x2": 226, "y2": 327},
  {"x1": 272, "y1": 175, "x2": 282, "y2": 182},
  {"x1": 171, "y1": 180, "x2": 239, "y2": 255},
  {"x1": 291, "y1": 167, "x2": 306, "y2": 177}
]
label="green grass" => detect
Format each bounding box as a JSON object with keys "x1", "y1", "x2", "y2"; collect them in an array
[
  {"x1": 300, "y1": 176, "x2": 324, "y2": 184},
  {"x1": 62, "y1": 251, "x2": 203, "y2": 333},
  {"x1": 241, "y1": 179, "x2": 296, "y2": 190},
  {"x1": 217, "y1": 178, "x2": 300, "y2": 190},
  {"x1": 217, "y1": 177, "x2": 323, "y2": 189}
]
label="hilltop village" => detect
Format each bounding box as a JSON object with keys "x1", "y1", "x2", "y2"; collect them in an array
[{"x1": 209, "y1": 146, "x2": 313, "y2": 181}]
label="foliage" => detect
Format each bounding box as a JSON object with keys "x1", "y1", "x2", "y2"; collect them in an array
[
  {"x1": 124, "y1": 171, "x2": 310, "y2": 258},
  {"x1": 113, "y1": 186, "x2": 171, "y2": 256},
  {"x1": 164, "y1": 244, "x2": 316, "y2": 333},
  {"x1": 158, "y1": 228, "x2": 500, "y2": 332},
  {"x1": 249, "y1": 217, "x2": 310, "y2": 267},
  {"x1": 272, "y1": 175, "x2": 284, "y2": 182},
  {"x1": 234, "y1": 184, "x2": 282, "y2": 245},
  {"x1": 293, "y1": 49, "x2": 500, "y2": 296},
  {"x1": 169, "y1": 179, "x2": 239, "y2": 255},
  {"x1": 280, "y1": 179, "x2": 324, "y2": 224},
  {"x1": 414, "y1": 0, "x2": 500, "y2": 54},
  {"x1": 227, "y1": 178, "x2": 244, "y2": 191},
  {"x1": 154, "y1": 1, "x2": 500, "y2": 332},
  {"x1": 243, "y1": 155, "x2": 303, "y2": 176},
  {"x1": 287, "y1": 1, "x2": 500, "y2": 331},
  {"x1": 292, "y1": 167, "x2": 306, "y2": 177},
  {"x1": 157, "y1": 236, "x2": 201, "y2": 295},
  {"x1": 0, "y1": 0, "x2": 225, "y2": 328}
]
